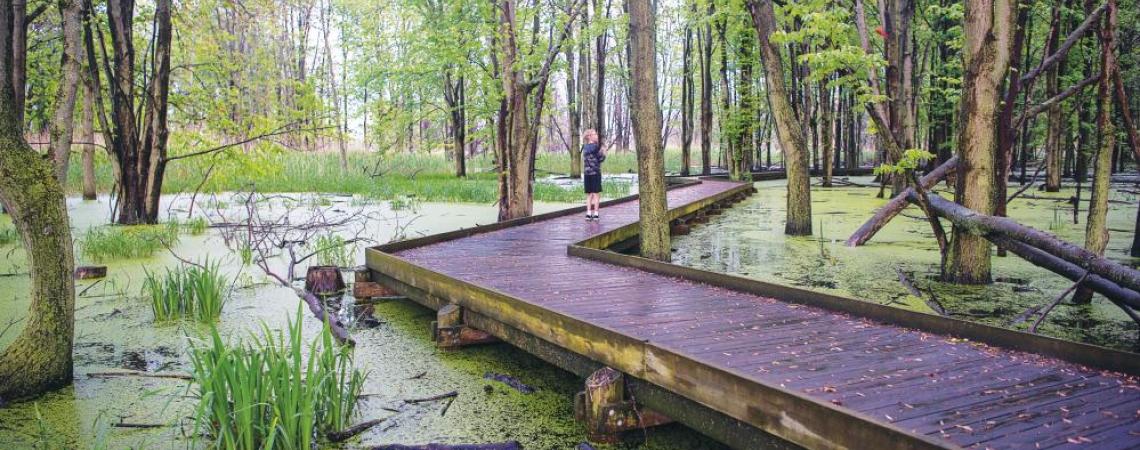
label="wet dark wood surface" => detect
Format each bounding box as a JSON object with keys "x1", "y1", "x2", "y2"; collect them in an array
[{"x1": 394, "y1": 180, "x2": 1140, "y2": 449}]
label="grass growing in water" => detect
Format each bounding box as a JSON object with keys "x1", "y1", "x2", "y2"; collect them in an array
[
  {"x1": 144, "y1": 260, "x2": 228, "y2": 322},
  {"x1": 67, "y1": 151, "x2": 639, "y2": 203},
  {"x1": 189, "y1": 308, "x2": 366, "y2": 449},
  {"x1": 80, "y1": 223, "x2": 181, "y2": 261},
  {"x1": 310, "y1": 234, "x2": 357, "y2": 268},
  {"x1": 0, "y1": 221, "x2": 16, "y2": 246}
]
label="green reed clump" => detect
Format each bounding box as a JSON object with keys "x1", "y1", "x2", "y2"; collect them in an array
[
  {"x1": 80, "y1": 223, "x2": 180, "y2": 261},
  {"x1": 144, "y1": 260, "x2": 227, "y2": 322},
  {"x1": 311, "y1": 234, "x2": 356, "y2": 268},
  {"x1": 183, "y1": 217, "x2": 209, "y2": 235},
  {"x1": 189, "y1": 307, "x2": 366, "y2": 449},
  {"x1": 0, "y1": 222, "x2": 16, "y2": 246}
]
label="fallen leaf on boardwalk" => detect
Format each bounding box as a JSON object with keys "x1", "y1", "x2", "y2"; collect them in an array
[
  {"x1": 830, "y1": 399, "x2": 843, "y2": 406},
  {"x1": 1065, "y1": 436, "x2": 1093, "y2": 444},
  {"x1": 954, "y1": 425, "x2": 974, "y2": 433},
  {"x1": 822, "y1": 386, "x2": 837, "y2": 393}
]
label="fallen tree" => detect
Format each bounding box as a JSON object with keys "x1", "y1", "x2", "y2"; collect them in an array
[
  {"x1": 903, "y1": 192, "x2": 1140, "y2": 318},
  {"x1": 846, "y1": 156, "x2": 958, "y2": 247}
]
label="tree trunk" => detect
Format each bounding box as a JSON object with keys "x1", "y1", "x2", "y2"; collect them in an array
[
  {"x1": 81, "y1": 53, "x2": 96, "y2": 200},
  {"x1": 565, "y1": 39, "x2": 581, "y2": 178},
  {"x1": 747, "y1": 0, "x2": 812, "y2": 235},
  {"x1": 680, "y1": 3, "x2": 694, "y2": 177},
  {"x1": 0, "y1": 3, "x2": 76, "y2": 401},
  {"x1": 819, "y1": 79, "x2": 833, "y2": 187},
  {"x1": 1044, "y1": 2, "x2": 1066, "y2": 192},
  {"x1": 1074, "y1": 0, "x2": 1117, "y2": 304},
  {"x1": 49, "y1": 0, "x2": 84, "y2": 186},
  {"x1": 593, "y1": 0, "x2": 608, "y2": 143},
  {"x1": 944, "y1": 0, "x2": 1015, "y2": 284},
  {"x1": 445, "y1": 71, "x2": 467, "y2": 177},
  {"x1": 627, "y1": 0, "x2": 669, "y2": 262},
  {"x1": 10, "y1": 0, "x2": 27, "y2": 127},
  {"x1": 699, "y1": 6, "x2": 713, "y2": 176},
  {"x1": 495, "y1": 0, "x2": 580, "y2": 221}
]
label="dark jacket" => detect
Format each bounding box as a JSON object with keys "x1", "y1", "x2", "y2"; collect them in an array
[{"x1": 583, "y1": 143, "x2": 605, "y2": 176}]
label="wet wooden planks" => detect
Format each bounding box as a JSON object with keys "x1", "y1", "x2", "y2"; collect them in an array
[{"x1": 390, "y1": 180, "x2": 1140, "y2": 449}]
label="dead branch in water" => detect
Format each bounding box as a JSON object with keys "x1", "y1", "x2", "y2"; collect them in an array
[
  {"x1": 326, "y1": 418, "x2": 387, "y2": 442},
  {"x1": 1031, "y1": 273, "x2": 1090, "y2": 333},
  {"x1": 86, "y1": 369, "x2": 192, "y2": 380},
  {"x1": 370, "y1": 442, "x2": 522, "y2": 450},
  {"x1": 405, "y1": 391, "x2": 458, "y2": 405}
]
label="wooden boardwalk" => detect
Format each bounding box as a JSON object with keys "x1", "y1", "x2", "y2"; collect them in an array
[{"x1": 367, "y1": 180, "x2": 1140, "y2": 450}]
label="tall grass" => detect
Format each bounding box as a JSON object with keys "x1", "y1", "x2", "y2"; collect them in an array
[
  {"x1": 79, "y1": 223, "x2": 181, "y2": 261},
  {"x1": 189, "y1": 308, "x2": 366, "y2": 449},
  {"x1": 144, "y1": 260, "x2": 227, "y2": 322},
  {"x1": 67, "y1": 150, "x2": 640, "y2": 203}
]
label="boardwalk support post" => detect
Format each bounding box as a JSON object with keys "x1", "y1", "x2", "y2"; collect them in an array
[
  {"x1": 432, "y1": 303, "x2": 498, "y2": 349},
  {"x1": 354, "y1": 266, "x2": 400, "y2": 299},
  {"x1": 575, "y1": 367, "x2": 673, "y2": 444}
]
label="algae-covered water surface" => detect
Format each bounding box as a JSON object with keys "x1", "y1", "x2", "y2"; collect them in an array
[
  {"x1": 0, "y1": 194, "x2": 723, "y2": 449},
  {"x1": 671, "y1": 177, "x2": 1140, "y2": 351}
]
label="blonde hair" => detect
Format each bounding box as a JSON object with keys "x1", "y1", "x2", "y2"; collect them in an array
[{"x1": 584, "y1": 129, "x2": 599, "y2": 143}]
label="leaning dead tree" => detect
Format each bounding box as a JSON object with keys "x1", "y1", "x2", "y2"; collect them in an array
[{"x1": 208, "y1": 190, "x2": 402, "y2": 345}]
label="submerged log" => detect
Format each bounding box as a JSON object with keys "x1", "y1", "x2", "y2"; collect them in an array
[
  {"x1": 294, "y1": 287, "x2": 355, "y2": 346},
  {"x1": 327, "y1": 418, "x2": 386, "y2": 442},
  {"x1": 74, "y1": 265, "x2": 107, "y2": 280},
  {"x1": 990, "y1": 237, "x2": 1140, "y2": 311},
  {"x1": 846, "y1": 156, "x2": 959, "y2": 247}
]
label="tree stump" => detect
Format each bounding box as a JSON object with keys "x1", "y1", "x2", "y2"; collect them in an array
[
  {"x1": 305, "y1": 265, "x2": 345, "y2": 298},
  {"x1": 670, "y1": 221, "x2": 691, "y2": 236},
  {"x1": 575, "y1": 367, "x2": 672, "y2": 444},
  {"x1": 432, "y1": 304, "x2": 497, "y2": 349},
  {"x1": 74, "y1": 265, "x2": 107, "y2": 280}
]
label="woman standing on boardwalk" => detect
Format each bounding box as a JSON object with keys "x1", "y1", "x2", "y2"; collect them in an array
[{"x1": 582, "y1": 129, "x2": 605, "y2": 221}]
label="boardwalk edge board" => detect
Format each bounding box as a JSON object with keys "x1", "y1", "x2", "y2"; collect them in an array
[
  {"x1": 569, "y1": 216, "x2": 1140, "y2": 378},
  {"x1": 367, "y1": 180, "x2": 958, "y2": 450}
]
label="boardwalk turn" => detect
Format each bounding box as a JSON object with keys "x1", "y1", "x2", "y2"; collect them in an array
[{"x1": 369, "y1": 180, "x2": 1140, "y2": 449}]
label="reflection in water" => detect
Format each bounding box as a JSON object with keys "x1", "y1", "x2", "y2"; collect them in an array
[
  {"x1": 672, "y1": 177, "x2": 1139, "y2": 351},
  {"x1": 0, "y1": 193, "x2": 724, "y2": 449}
]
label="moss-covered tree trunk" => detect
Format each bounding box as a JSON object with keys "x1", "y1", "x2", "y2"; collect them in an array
[
  {"x1": 944, "y1": 0, "x2": 1015, "y2": 284},
  {"x1": 747, "y1": 0, "x2": 812, "y2": 236},
  {"x1": 0, "y1": 3, "x2": 76, "y2": 402},
  {"x1": 1074, "y1": 0, "x2": 1116, "y2": 304},
  {"x1": 627, "y1": 0, "x2": 670, "y2": 262}
]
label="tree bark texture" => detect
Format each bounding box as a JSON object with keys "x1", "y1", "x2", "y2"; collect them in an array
[
  {"x1": 49, "y1": 0, "x2": 84, "y2": 186},
  {"x1": 627, "y1": 0, "x2": 670, "y2": 262},
  {"x1": 0, "y1": 3, "x2": 76, "y2": 401},
  {"x1": 747, "y1": 0, "x2": 812, "y2": 235},
  {"x1": 1075, "y1": 0, "x2": 1117, "y2": 304},
  {"x1": 945, "y1": 0, "x2": 1016, "y2": 284}
]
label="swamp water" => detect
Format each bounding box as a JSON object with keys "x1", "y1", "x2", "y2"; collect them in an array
[
  {"x1": 671, "y1": 177, "x2": 1140, "y2": 351},
  {"x1": 0, "y1": 193, "x2": 720, "y2": 449}
]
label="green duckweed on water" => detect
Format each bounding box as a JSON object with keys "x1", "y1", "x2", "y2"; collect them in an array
[
  {"x1": 671, "y1": 177, "x2": 1140, "y2": 351},
  {"x1": 0, "y1": 193, "x2": 723, "y2": 449}
]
